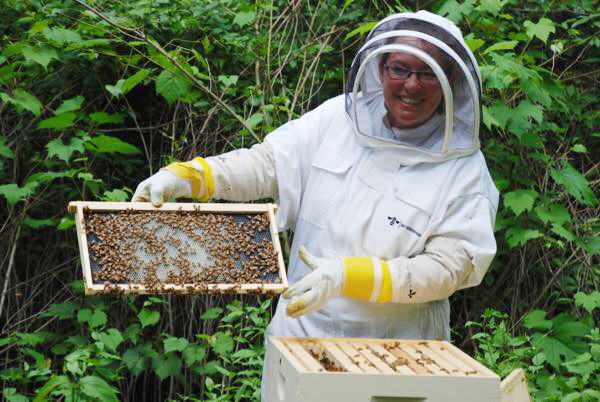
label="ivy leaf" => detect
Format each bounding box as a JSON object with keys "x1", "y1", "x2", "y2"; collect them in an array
[
  {"x1": 437, "y1": 0, "x2": 476, "y2": 23},
  {"x1": 464, "y1": 38, "x2": 485, "y2": 52},
  {"x1": 574, "y1": 291, "x2": 600, "y2": 314},
  {"x1": 0, "y1": 181, "x2": 40, "y2": 206},
  {"x1": 89, "y1": 112, "x2": 125, "y2": 125},
  {"x1": 182, "y1": 344, "x2": 206, "y2": 366},
  {"x1": 245, "y1": 112, "x2": 263, "y2": 130},
  {"x1": 523, "y1": 309, "x2": 553, "y2": 330},
  {"x1": 122, "y1": 68, "x2": 151, "y2": 94},
  {"x1": 42, "y1": 302, "x2": 78, "y2": 319},
  {"x1": 233, "y1": 11, "x2": 256, "y2": 27},
  {"x1": 152, "y1": 354, "x2": 182, "y2": 381},
  {"x1": 42, "y1": 27, "x2": 82, "y2": 45},
  {"x1": 2, "y1": 89, "x2": 43, "y2": 116},
  {"x1": 155, "y1": 70, "x2": 191, "y2": 104},
  {"x1": 345, "y1": 21, "x2": 377, "y2": 40},
  {"x1": 138, "y1": 309, "x2": 160, "y2": 328},
  {"x1": 551, "y1": 161, "x2": 597, "y2": 206},
  {"x1": 87, "y1": 135, "x2": 141, "y2": 155},
  {"x1": 503, "y1": 189, "x2": 538, "y2": 216},
  {"x1": 22, "y1": 45, "x2": 59, "y2": 69},
  {"x1": 217, "y1": 74, "x2": 239, "y2": 87},
  {"x1": 77, "y1": 308, "x2": 107, "y2": 329},
  {"x1": 212, "y1": 332, "x2": 234, "y2": 356},
  {"x1": 531, "y1": 333, "x2": 575, "y2": 370},
  {"x1": 96, "y1": 328, "x2": 124, "y2": 352},
  {"x1": 477, "y1": 0, "x2": 509, "y2": 15},
  {"x1": 38, "y1": 112, "x2": 77, "y2": 130},
  {"x1": 54, "y1": 96, "x2": 84, "y2": 115},
  {"x1": 534, "y1": 203, "x2": 570, "y2": 225},
  {"x1": 105, "y1": 79, "x2": 125, "y2": 97},
  {"x1": 80, "y1": 375, "x2": 119, "y2": 402},
  {"x1": 164, "y1": 336, "x2": 189, "y2": 353},
  {"x1": 46, "y1": 137, "x2": 85, "y2": 162},
  {"x1": 505, "y1": 227, "x2": 543, "y2": 248},
  {"x1": 123, "y1": 348, "x2": 146, "y2": 376},
  {"x1": 0, "y1": 136, "x2": 15, "y2": 159},
  {"x1": 524, "y1": 18, "x2": 556, "y2": 43}
]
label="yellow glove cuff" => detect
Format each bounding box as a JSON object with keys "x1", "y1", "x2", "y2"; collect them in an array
[
  {"x1": 342, "y1": 257, "x2": 392, "y2": 303},
  {"x1": 164, "y1": 157, "x2": 215, "y2": 201}
]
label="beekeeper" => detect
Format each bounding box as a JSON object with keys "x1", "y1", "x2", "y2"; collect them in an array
[{"x1": 133, "y1": 10, "x2": 498, "y2": 342}]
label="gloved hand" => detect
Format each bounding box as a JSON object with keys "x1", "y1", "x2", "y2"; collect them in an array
[
  {"x1": 131, "y1": 157, "x2": 214, "y2": 207},
  {"x1": 283, "y1": 245, "x2": 344, "y2": 318}
]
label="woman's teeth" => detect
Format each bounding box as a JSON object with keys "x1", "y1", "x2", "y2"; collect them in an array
[{"x1": 399, "y1": 96, "x2": 421, "y2": 105}]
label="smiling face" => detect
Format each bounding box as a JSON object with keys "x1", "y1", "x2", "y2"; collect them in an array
[{"x1": 379, "y1": 38, "x2": 448, "y2": 128}]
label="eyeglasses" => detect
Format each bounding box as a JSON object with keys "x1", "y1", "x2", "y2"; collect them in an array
[{"x1": 383, "y1": 64, "x2": 443, "y2": 85}]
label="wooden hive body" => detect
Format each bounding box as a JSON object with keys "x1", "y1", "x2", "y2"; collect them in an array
[
  {"x1": 265, "y1": 336, "x2": 502, "y2": 402},
  {"x1": 68, "y1": 201, "x2": 287, "y2": 295}
]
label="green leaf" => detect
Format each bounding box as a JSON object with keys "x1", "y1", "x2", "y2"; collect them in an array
[
  {"x1": 531, "y1": 333, "x2": 574, "y2": 370},
  {"x1": 3, "y1": 387, "x2": 28, "y2": 402},
  {"x1": 534, "y1": 203, "x2": 570, "y2": 225},
  {"x1": 88, "y1": 134, "x2": 141, "y2": 155},
  {"x1": 102, "y1": 188, "x2": 130, "y2": 202},
  {"x1": 80, "y1": 375, "x2": 119, "y2": 402},
  {"x1": 153, "y1": 354, "x2": 182, "y2": 381},
  {"x1": 483, "y1": 40, "x2": 519, "y2": 54},
  {"x1": 233, "y1": 11, "x2": 256, "y2": 27},
  {"x1": 96, "y1": 328, "x2": 124, "y2": 352},
  {"x1": 345, "y1": 21, "x2": 377, "y2": 40},
  {"x1": 0, "y1": 181, "x2": 40, "y2": 206},
  {"x1": 245, "y1": 112, "x2": 263, "y2": 130},
  {"x1": 550, "y1": 224, "x2": 575, "y2": 241},
  {"x1": 182, "y1": 344, "x2": 206, "y2": 366},
  {"x1": 503, "y1": 189, "x2": 538, "y2": 216},
  {"x1": 563, "y1": 353, "x2": 595, "y2": 376},
  {"x1": 105, "y1": 79, "x2": 125, "y2": 97},
  {"x1": 464, "y1": 38, "x2": 485, "y2": 52},
  {"x1": 46, "y1": 137, "x2": 85, "y2": 162},
  {"x1": 54, "y1": 96, "x2": 84, "y2": 115},
  {"x1": 477, "y1": 0, "x2": 509, "y2": 15},
  {"x1": 524, "y1": 17, "x2": 556, "y2": 43},
  {"x1": 23, "y1": 217, "x2": 55, "y2": 228},
  {"x1": 212, "y1": 332, "x2": 234, "y2": 356},
  {"x1": 571, "y1": 144, "x2": 587, "y2": 153},
  {"x1": 505, "y1": 227, "x2": 543, "y2": 248},
  {"x1": 38, "y1": 112, "x2": 77, "y2": 130},
  {"x1": 123, "y1": 348, "x2": 146, "y2": 375},
  {"x1": 164, "y1": 336, "x2": 189, "y2": 353},
  {"x1": 77, "y1": 308, "x2": 107, "y2": 328},
  {"x1": 231, "y1": 348, "x2": 258, "y2": 360},
  {"x1": 200, "y1": 307, "x2": 223, "y2": 320},
  {"x1": 22, "y1": 45, "x2": 59, "y2": 69},
  {"x1": 155, "y1": 70, "x2": 191, "y2": 104},
  {"x1": 553, "y1": 313, "x2": 591, "y2": 339},
  {"x1": 42, "y1": 27, "x2": 82, "y2": 45},
  {"x1": 122, "y1": 69, "x2": 151, "y2": 94},
  {"x1": 0, "y1": 136, "x2": 15, "y2": 159},
  {"x1": 551, "y1": 160, "x2": 598, "y2": 206},
  {"x1": 42, "y1": 302, "x2": 78, "y2": 319},
  {"x1": 138, "y1": 309, "x2": 160, "y2": 328},
  {"x1": 574, "y1": 291, "x2": 600, "y2": 314},
  {"x1": 5, "y1": 89, "x2": 43, "y2": 116},
  {"x1": 34, "y1": 375, "x2": 71, "y2": 402},
  {"x1": 57, "y1": 216, "x2": 75, "y2": 230},
  {"x1": 523, "y1": 309, "x2": 553, "y2": 330},
  {"x1": 218, "y1": 74, "x2": 239, "y2": 87},
  {"x1": 437, "y1": 0, "x2": 476, "y2": 23},
  {"x1": 89, "y1": 112, "x2": 125, "y2": 125},
  {"x1": 15, "y1": 331, "x2": 54, "y2": 346}
]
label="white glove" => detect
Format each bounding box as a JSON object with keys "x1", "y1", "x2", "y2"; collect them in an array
[
  {"x1": 131, "y1": 158, "x2": 214, "y2": 207},
  {"x1": 132, "y1": 169, "x2": 192, "y2": 207},
  {"x1": 283, "y1": 245, "x2": 344, "y2": 318}
]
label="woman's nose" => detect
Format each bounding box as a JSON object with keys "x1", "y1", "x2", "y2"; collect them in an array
[{"x1": 403, "y1": 72, "x2": 421, "y2": 91}]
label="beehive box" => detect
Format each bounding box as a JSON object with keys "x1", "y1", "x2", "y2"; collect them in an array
[
  {"x1": 265, "y1": 336, "x2": 502, "y2": 402},
  {"x1": 68, "y1": 201, "x2": 287, "y2": 295}
]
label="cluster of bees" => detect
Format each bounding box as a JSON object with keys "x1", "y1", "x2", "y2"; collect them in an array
[{"x1": 84, "y1": 209, "x2": 281, "y2": 294}]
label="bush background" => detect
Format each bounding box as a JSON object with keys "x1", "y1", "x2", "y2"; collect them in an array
[{"x1": 0, "y1": 0, "x2": 598, "y2": 401}]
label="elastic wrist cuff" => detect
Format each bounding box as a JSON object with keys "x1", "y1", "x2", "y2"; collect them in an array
[
  {"x1": 341, "y1": 257, "x2": 392, "y2": 303},
  {"x1": 194, "y1": 157, "x2": 215, "y2": 201}
]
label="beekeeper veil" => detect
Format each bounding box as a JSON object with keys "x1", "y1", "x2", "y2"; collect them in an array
[{"x1": 345, "y1": 10, "x2": 482, "y2": 165}]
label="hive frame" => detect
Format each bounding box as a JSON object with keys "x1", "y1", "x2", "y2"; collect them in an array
[{"x1": 68, "y1": 201, "x2": 288, "y2": 295}]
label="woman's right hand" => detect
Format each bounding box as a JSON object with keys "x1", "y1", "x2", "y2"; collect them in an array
[{"x1": 131, "y1": 158, "x2": 214, "y2": 207}]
